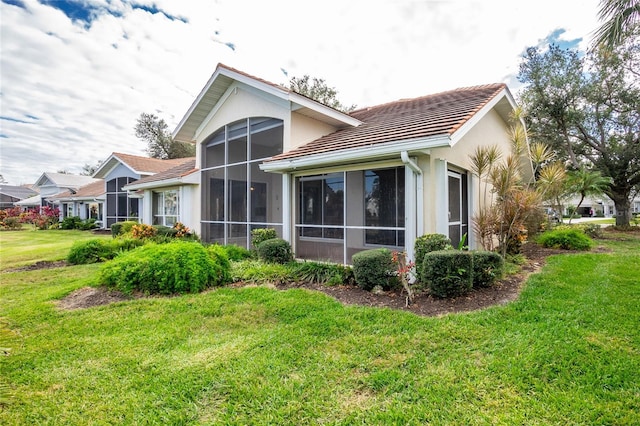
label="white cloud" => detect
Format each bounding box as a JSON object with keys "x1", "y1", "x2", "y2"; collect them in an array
[{"x1": 0, "y1": 0, "x2": 600, "y2": 185}]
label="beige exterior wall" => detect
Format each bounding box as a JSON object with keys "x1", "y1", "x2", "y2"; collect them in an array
[
  {"x1": 290, "y1": 112, "x2": 339, "y2": 150},
  {"x1": 195, "y1": 83, "x2": 291, "y2": 148},
  {"x1": 416, "y1": 109, "x2": 513, "y2": 243}
]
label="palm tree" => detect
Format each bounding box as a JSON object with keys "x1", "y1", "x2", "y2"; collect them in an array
[
  {"x1": 567, "y1": 168, "x2": 612, "y2": 224},
  {"x1": 593, "y1": 0, "x2": 640, "y2": 49}
]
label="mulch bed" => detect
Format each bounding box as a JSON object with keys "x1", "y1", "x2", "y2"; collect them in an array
[{"x1": 7, "y1": 241, "x2": 587, "y2": 315}]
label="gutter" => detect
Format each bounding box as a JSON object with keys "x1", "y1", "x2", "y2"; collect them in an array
[{"x1": 401, "y1": 151, "x2": 421, "y2": 174}]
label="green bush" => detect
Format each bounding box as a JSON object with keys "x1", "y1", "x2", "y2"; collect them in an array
[
  {"x1": 111, "y1": 220, "x2": 138, "y2": 237},
  {"x1": 230, "y1": 259, "x2": 292, "y2": 284},
  {"x1": 222, "y1": 244, "x2": 253, "y2": 261},
  {"x1": 472, "y1": 251, "x2": 504, "y2": 288},
  {"x1": 60, "y1": 216, "x2": 83, "y2": 230},
  {"x1": 352, "y1": 248, "x2": 397, "y2": 291},
  {"x1": 256, "y1": 238, "x2": 293, "y2": 264},
  {"x1": 206, "y1": 244, "x2": 232, "y2": 283},
  {"x1": 292, "y1": 261, "x2": 353, "y2": 286},
  {"x1": 99, "y1": 241, "x2": 230, "y2": 295},
  {"x1": 79, "y1": 218, "x2": 98, "y2": 230},
  {"x1": 537, "y1": 229, "x2": 594, "y2": 251},
  {"x1": 0, "y1": 216, "x2": 22, "y2": 230},
  {"x1": 422, "y1": 250, "x2": 473, "y2": 298},
  {"x1": 251, "y1": 228, "x2": 278, "y2": 249},
  {"x1": 67, "y1": 239, "x2": 118, "y2": 264},
  {"x1": 67, "y1": 238, "x2": 146, "y2": 264},
  {"x1": 414, "y1": 234, "x2": 453, "y2": 282}
]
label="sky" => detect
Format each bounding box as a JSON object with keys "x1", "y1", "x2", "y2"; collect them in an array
[{"x1": 0, "y1": 0, "x2": 602, "y2": 185}]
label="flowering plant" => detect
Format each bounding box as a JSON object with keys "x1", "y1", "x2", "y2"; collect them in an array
[{"x1": 391, "y1": 251, "x2": 416, "y2": 306}]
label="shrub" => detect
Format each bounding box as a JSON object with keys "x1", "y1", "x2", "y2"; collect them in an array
[
  {"x1": 79, "y1": 218, "x2": 98, "y2": 230},
  {"x1": 130, "y1": 223, "x2": 157, "y2": 239},
  {"x1": 67, "y1": 239, "x2": 118, "y2": 264},
  {"x1": 251, "y1": 228, "x2": 278, "y2": 249},
  {"x1": 352, "y1": 248, "x2": 397, "y2": 291},
  {"x1": 414, "y1": 234, "x2": 453, "y2": 282},
  {"x1": 231, "y1": 259, "x2": 292, "y2": 284},
  {"x1": 537, "y1": 229, "x2": 594, "y2": 251},
  {"x1": 99, "y1": 241, "x2": 230, "y2": 295},
  {"x1": 292, "y1": 261, "x2": 353, "y2": 286},
  {"x1": 422, "y1": 250, "x2": 473, "y2": 298},
  {"x1": 0, "y1": 216, "x2": 22, "y2": 230},
  {"x1": 472, "y1": 251, "x2": 504, "y2": 288},
  {"x1": 111, "y1": 220, "x2": 138, "y2": 237},
  {"x1": 60, "y1": 216, "x2": 82, "y2": 230},
  {"x1": 222, "y1": 244, "x2": 253, "y2": 261},
  {"x1": 206, "y1": 244, "x2": 232, "y2": 283},
  {"x1": 256, "y1": 238, "x2": 293, "y2": 264}
]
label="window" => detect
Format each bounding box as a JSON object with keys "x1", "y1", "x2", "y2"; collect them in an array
[
  {"x1": 298, "y1": 174, "x2": 344, "y2": 239},
  {"x1": 105, "y1": 176, "x2": 138, "y2": 227},
  {"x1": 364, "y1": 167, "x2": 404, "y2": 246},
  {"x1": 201, "y1": 117, "x2": 283, "y2": 246},
  {"x1": 153, "y1": 189, "x2": 179, "y2": 226}
]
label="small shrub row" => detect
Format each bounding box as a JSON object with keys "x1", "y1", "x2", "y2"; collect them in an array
[
  {"x1": 414, "y1": 234, "x2": 453, "y2": 283},
  {"x1": 99, "y1": 241, "x2": 231, "y2": 295},
  {"x1": 230, "y1": 258, "x2": 353, "y2": 286},
  {"x1": 352, "y1": 248, "x2": 398, "y2": 291},
  {"x1": 60, "y1": 216, "x2": 98, "y2": 230},
  {"x1": 256, "y1": 238, "x2": 293, "y2": 264},
  {"x1": 67, "y1": 238, "x2": 145, "y2": 264},
  {"x1": 537, "y1": 228, "x2": 594, "y2": 251},
  {"x1": 420, "y1": 250, "x2": 504, "y2": 298}
]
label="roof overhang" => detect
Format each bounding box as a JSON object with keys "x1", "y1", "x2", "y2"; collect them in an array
[
  {"x1": 93, "y1": 153, "x2": 151, "y2": 179},
  {"x1": 173, "y1": 64, "x2": 361, "y2": 143},
  {"x1": 123, "y1": 171, "x2": 199, "y2": 191},
  {"x1": 261, "y1": 135, "x2": 451, "y2": 173}
]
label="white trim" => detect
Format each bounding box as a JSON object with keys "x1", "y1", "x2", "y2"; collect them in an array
[
  {"x1": 435, "y1": 159, "x2": 449, "y2": 235},
  {"x1": 282, "y1": 173, "x2": 291, "y2": 241},
  {"x1": 261, "y1": 135, "x2": 451, "y2": 173}
]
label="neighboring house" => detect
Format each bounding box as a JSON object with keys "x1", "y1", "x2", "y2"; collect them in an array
[
  {"x1": 171, "y1": 63, "x2": 530, "y2": 264},
  {"x1": 1, "y1": 185, "x2": 37, "y2": 209},
  {"x1": 122, "y1": 158, "x2": 198, "y2": 228},
  {"x1": 48, "y1": 180, "x2": 106, "y2": 224},
  {"x1": 15, "y1": 172, "x2": 100, "y2": 211},
  {"x1": 92, "y1": 153, "x2": 191, "y2": 228}
]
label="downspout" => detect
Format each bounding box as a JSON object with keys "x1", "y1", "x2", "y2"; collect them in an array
[{"x1": 401, "y1": 151, "x2": 423, "y2": 263}]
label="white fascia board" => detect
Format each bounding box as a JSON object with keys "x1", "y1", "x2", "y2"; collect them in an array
[
  {"x1": 261, "y1": 135, "x2": 451, "y2": 172},
  {"x1": 123, "y1": 177, "x2": 197, "y2": 191},
  {"x1": 449, "y1": 88, "x2": 512, "y2": 146},
  {"x1": 172, "y1": 69, "x2": 225, "y2": 140},
  {"x1": 193, "y1": 83, "x2": 290, "y2": 141},
  {"x1": 288, "y1": 93, "x2": 362, "y2": 127}
]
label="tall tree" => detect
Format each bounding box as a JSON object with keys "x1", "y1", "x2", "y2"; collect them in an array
[
  {"x1": 80, "y1": 161, "x2": 103, "y2": 176},
  {"x1": 567, "y1": 167, "x2": 612, "y2": 224},
  {"x1": 593, "y1": 0, "x2": 640, "y2": 49},
  {"x1": 518, "y1": 43, "x2": 640, "y2": 226},
  {"x1": 288, "y1": 75, "x2": 356, "y2": 112},
  {"x1": 135, "y1": 113, "x2": 195, "y2": 159}
]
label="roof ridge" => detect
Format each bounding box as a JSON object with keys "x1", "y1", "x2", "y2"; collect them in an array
[{"x1": 350, "y1": 83, "x2": 506, "y2": 115}]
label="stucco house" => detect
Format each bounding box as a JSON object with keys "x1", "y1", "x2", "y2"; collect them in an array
[
  {"x1": 171, "y1": 64, "x2": 530, "y2": 264},
  {"x1": 122, "y1": 158, "x2": 198, "y2": 228},
  {"x1": 1, "y1": 185, "x2": 37, "y2": 210},
  {"x1": 15, "y1": 172, "x2": 100, "y2": 211},
  {"x1": 48, "y1": 180, "x2": 106, "y2": 223},
  {"x1": 92, "y1": 152, "x2": 193, "y2": 228}
]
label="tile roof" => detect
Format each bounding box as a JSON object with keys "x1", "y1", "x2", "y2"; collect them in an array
[
  {"x1": 112, "y1": 152, "x2": 189, "y2": 174},
  {"x1": 124, "y1": 158, "x2": 196, "y2": 187},
  {"x1": 0, "y1": 185, "x2": 38, "y2": 199},
  {"x1": 49, "y1": 180, "x2": 105, "y2": 200},
  {"x1": 37, "y1": 172, "x2": 100, "y2": 189},
  {"x1": 267, "y1": 83, "x2": 507, "y2": 162}
]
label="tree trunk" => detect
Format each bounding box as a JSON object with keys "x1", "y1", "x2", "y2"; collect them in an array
[{"x1": 610, "y1": 192, "x2": 632, "y2": 227}]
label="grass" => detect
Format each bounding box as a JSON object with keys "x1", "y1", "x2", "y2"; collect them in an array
[
  {"x1": 0, "y1": 227, "x2": 111, "y2": 270},
  {"x1": 1, "y1": 229, "x2": 639, "y2": 424}
]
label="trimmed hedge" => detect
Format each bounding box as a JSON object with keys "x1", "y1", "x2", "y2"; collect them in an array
[
  {"x1": 352, "y1": 248, "x2": 397, "y2": 291},
  {"x1": 256, "y1": 238, "x2": 293, "y2": 264},
  {"x1": 472, "y1": 251, "x2": 504, "y2": 288},
  {"x1": 206, "y1": 244, "x2": 232, "y2": 284},
  {"x1": 415, "y1": 234, "x2": 452, "y2": 282},
  {"x1": 251, "y1": 228, "x2": 278, "y2": 249},
  {"x1": 422, "y1": 250, "x2": 473, "y2": 298},
  {"x1": 99, "y1": 241, "x2": 230, "y2": 295},
  {"x1": 537, "y1": 228, "x2": 594, "y2": 251}
]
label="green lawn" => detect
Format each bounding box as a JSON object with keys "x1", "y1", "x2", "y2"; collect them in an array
[{"x1": 1, "y1": 229, "x2": 639, "y2": 425}]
